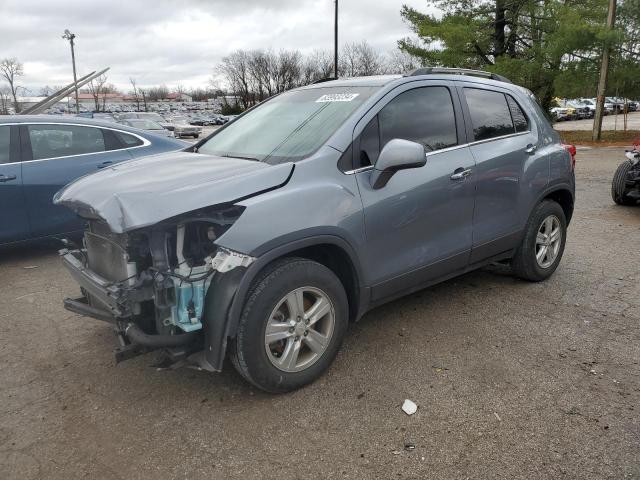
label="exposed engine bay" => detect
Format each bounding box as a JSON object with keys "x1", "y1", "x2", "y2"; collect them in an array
[{"x1": 60, "y1": 204, "x2": 254, "y2": 367}]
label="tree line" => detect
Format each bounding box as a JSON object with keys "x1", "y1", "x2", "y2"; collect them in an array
[
  {"x1": 399, "y1": 0, "x2": 640, "y2": 110},
  {"x1": 215, "y1": 42, "x2": 419, "y2": 109},
  {"x1": 3, "y1": 1, "x2": 639, "y2": 115}
]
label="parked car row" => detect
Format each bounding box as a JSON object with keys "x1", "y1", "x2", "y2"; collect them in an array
[
  {"x1": 551, "y1": 97, "x2": 639, "y2": 121},
  {"x1": 73, "y1": 111, "x2": 241, "y2": 138}
]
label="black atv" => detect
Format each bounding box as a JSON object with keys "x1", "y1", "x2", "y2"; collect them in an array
[{"x1": 612, "y1": 145, "x2": 640, "y2": 206}]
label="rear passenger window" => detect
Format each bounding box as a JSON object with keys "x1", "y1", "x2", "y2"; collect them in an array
[
  {"x1": 357, "y1": 86, "x2": 457, "y2": 168},
  {"x1": 113, "y1": 131, "x2": 144, "y2": 147},
  {"x1": 464, "y1": 88, "x2": 514, "y2": 141},
  {"x1": 27, "y1": 125, "x2": 105, "y2": 160},
  {"x1": 506, "y1": 95, "x2": 529, "y2": 132},
  {"x1": 0, "y1": 126, "x2": 10, "y2": 163}
]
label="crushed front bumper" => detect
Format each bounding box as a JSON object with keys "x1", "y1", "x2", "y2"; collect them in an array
[
  {"x1": 60, "y1": 247, "x2": 254, "y2": 372},
  {"x1": 60, "y1": 249, "x2": 135, "y2": 319}
]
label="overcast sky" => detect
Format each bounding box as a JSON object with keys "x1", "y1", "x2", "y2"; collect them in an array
[{"x1": 0, "y1": 0, "x2": 437, "y2": 94}]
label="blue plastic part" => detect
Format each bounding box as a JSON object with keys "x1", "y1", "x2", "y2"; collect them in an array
[{"x1": 170, "y1": 275, "x2": 208, "y2": 332}]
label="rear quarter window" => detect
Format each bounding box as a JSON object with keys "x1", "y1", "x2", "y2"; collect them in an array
[
  {"x1": 506, "y1": 95, "x2": 529, "y2": 133},
  {"x1": 113, "y1": 130, "x2": 144, "y2": 147}
]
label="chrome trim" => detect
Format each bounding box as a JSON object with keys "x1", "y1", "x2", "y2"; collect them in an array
[
  {"x1": 343, "y1": 131, "x2": 531, "y2": 175},
  {"x1": 467, "y1": 130, "x2": 530, "y2": 147},
  {"x1": 424, "y1": 143, "x2": 469, "y2": 157},
  {"x1": 0, "y1": 121, "x2": 151, "y2": 165},
  {"x1": 344, "y1": 165, "x2": 374, "y2": 175}
]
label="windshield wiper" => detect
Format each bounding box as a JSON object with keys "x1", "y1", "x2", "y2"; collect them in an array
[{"x1": 220, "y1": 154, "x2": 261, "y2": 162}]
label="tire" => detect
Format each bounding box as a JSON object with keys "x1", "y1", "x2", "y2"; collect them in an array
[
  {"x1": 229, "y1": 257, "x2": 348, "y2": 393},
  {"x1": 193, "y1": 134, "x2": 200, "y2": 138},
  {"x1": 512, "y1": 200, "x2": 567, "y2": 282},
  {"x1": 611, "y1": 160, "x2": 636, "y2": 206}
]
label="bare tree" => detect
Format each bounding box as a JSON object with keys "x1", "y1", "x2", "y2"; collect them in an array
[
  {"x1": 100, "y1": 83, "x2": 119, "y2": 111},
  {"x1": 139, "y1": 87, "x2": 148, "y2": 111},
  {"x1": 147, "y1": 84, "x2": 169, "y2": 102},
  {"x1": 129, "y1": 77, "x2": 140, "y2": 111},
  {"x1": 214, "y1": 43, "x2": 397, "y2": 110},
  {"x1": 386, "y1": 49, "x2": 421, "y2": 74},
  {"x1": 0, "y1": 86, "x2": 11, "y2": 114},
  {"x1": 86, "y1": 74, "x2": 108, "y2": 112},
  {"x1": 274, "y1": 50, "x2": 302, "y2": 93},
  {"x1": 0, "y1": 57, "x2": 25, "y2": 113},
  {"x1": 340, "y1": 41, "x2": 385, "y2": 77},
  {"x1": 301, "y1": 50, "x2": 334, "y2": 84},
  {"x1": 218, "y1": 50, "x2": 252, "y2": 108}
]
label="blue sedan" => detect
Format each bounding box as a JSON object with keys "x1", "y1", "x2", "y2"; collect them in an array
[{"x1": 0, "y1": 115, "x2": 188, "y2": 244}]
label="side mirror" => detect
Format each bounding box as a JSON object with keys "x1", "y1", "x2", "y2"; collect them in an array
[{"x1": 370, "y1": 138, "x2": 426, "y2": 189}]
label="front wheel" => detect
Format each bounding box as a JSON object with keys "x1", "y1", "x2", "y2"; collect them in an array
[
  {"x1": 229, "y1": 258, "x2": 348, "y2": 393},
  {"x1": 611, "y1": 160, "x2": 636, "y2": 206},
  {"x1": 512, "y1": 200, "x2": 567, "y2": 282}
]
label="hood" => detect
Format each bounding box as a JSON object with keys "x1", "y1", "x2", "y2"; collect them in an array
[{"x1": 54, "y1": 151, "x2": 294, "y2": 233}]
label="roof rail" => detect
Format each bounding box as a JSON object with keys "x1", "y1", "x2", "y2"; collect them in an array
[
  {"x1": 312, "y1": 77, "x2": 338, "y2": 84},
  {"x1": 407, "y1": 67, "x2": 512, "y2": 84}
]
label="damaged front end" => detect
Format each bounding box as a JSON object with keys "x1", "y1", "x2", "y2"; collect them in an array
[{"x1": 61, "y1": 204, "x2": 254, "y2": 370}]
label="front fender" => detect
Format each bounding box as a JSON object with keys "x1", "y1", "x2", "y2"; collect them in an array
[{"x1": 202, "y1": 234, "x2": 369, "y2": 371}]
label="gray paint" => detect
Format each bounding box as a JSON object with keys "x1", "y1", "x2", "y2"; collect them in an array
[
  {"x1": 54, "y1": 152, "x2": 294, "y2": 233},
  {"x1": 57, "y1": 74, "x2": 575, "y2": 315}
]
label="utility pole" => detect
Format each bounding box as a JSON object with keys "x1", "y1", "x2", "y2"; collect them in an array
[
  {"x1": 592, "y1": 0, "x2": 617, "y2": 142},
  {"x1": 62, "y1": 29, "x2": 80, "y2": 114},
  {"x1": 334, "y1": 0, "x2": 339, "y2": 78}
]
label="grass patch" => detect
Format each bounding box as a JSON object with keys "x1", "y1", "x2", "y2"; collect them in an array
[{"x1": 558, "y1": 130, "x2": 640, "y2": 147}]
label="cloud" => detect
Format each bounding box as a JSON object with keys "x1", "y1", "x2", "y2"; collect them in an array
[{"x1": 0, "y1": 0, "x2": 436, "y2": 93}]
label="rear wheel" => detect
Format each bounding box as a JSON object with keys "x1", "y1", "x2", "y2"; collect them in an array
[
  {"x1": 512, "y1": 200, "x2": 567, "y2": 282},
  {"x1": 229, "y1": 258, "x2": 348, "y2": 393},
  {"x1": 611, "y1": 160, "x2": 636, "y2": 205}
]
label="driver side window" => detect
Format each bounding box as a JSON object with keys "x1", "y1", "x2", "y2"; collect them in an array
[{"x1": 357, "y1": 86, "x2": 458, "y2": 168}]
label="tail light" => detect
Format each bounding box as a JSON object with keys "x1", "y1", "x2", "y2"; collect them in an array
[{"x1": 562, "y1": 143, "x2": 576, "y2": 170}]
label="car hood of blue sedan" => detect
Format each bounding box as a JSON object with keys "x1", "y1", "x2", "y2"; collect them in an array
[{"x1": 54, "y1": 151, "x2": 294, "y2": 233}]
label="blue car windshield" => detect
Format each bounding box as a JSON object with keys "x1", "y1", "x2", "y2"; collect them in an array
[{"x1": 197, "y1": 86, "x2": 378, "y2": 164}]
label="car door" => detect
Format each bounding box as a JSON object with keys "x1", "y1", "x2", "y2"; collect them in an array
[
  {"x1": 0, "y1": 124, "x2": 30, "y2": 243},
  {"x1": 458, "y1": 85, "x2": 543, "y2": 262},
  {"x1": 353, "y1": 82, "x2": 476, "y2": 303},
  {"x1": 20, "y1": 123, "x2": 133, "y2": 238}
]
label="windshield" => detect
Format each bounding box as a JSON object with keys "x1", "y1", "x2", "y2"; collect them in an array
[
  {"x1": 197, "y1": 86, "x2": 378, "y2": 163},
  {"x1": 140, "y1": 113, "x2": 165, "y2": 123}
]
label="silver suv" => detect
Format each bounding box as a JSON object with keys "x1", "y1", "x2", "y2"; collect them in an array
[{"x1": 57, "y1": 68, "x2": 576, "y2": 392}]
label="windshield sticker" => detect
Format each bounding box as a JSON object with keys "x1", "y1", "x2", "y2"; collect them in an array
[{"x1": 315, "y1": 93, "x2": 360, "y2": 103}]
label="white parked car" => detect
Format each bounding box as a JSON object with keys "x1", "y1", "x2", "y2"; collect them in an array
[{"x1": 118, "y1": 119, "x2": 176, "y2": 137}]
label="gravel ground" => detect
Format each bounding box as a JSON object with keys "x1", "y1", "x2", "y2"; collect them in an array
[
  {"x1": 554, "y1": 111, "x2": 640, "y2": 131},
  {"x1": 0, "y1": 147, "x2": 638, "y2": 480}
]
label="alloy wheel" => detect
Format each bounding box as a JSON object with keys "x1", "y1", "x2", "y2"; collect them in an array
[
  {"x1": 535, "y1": 215, "x2": 562, "y2": 268},
  {"x1": 264, "y1": 287, "x2": 335, "y2": 373}
]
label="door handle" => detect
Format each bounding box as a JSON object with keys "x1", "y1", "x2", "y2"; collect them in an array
[
  {"x1": 97, "y1": 161, "x2": 113, "y2": 169},
  {"x1": 450, "y1": 168, "x2": 472, "y2": 180},
  {"x1": 0, "y1": 174, "x2": 17, "y2": 183},
  {"x1": 525, "y1": 144, "x2": 538, "y2": 154}
]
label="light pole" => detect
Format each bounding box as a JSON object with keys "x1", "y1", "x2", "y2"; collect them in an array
[
  {"x1": 334, "y1": 0, "x2": 339, "y2": 79},
  {"x1": 62, "y1": 29, "x2": 80, "y2": 114}
]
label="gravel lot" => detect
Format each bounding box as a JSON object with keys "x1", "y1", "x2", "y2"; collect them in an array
[{"x1": 0, "y1": 147, "x2": 638, "y2": 479}]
